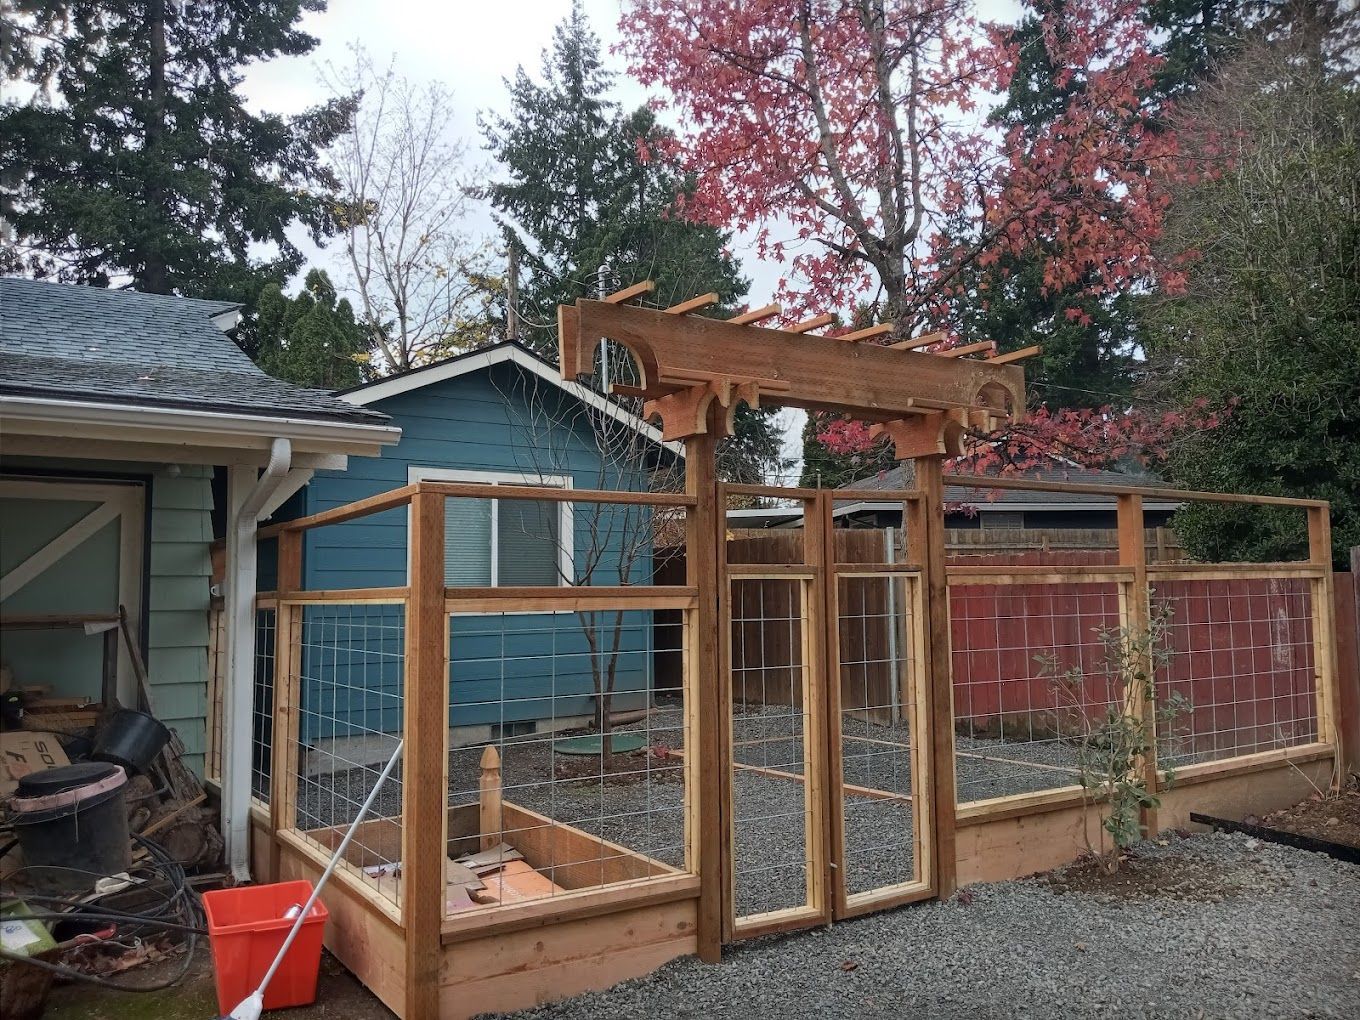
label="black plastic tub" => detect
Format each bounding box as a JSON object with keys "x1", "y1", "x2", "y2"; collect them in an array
[
  {"x1": 11, "y1": 763, "x2": 131, "y2": 893},
  {"x1": 93, "y1": 708, "x2": 170, "y2": 775}
]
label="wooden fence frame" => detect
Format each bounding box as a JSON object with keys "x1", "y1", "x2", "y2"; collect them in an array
[{"x1": 226, "y1": 474, "x2": 1347, "y2": 1019}]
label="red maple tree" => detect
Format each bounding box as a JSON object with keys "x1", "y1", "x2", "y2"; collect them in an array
[{"x1": 620, "y1": 0, "x2": 1208, "y2": 471}]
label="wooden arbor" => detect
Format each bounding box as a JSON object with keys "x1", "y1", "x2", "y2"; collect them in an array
[{"x1": 558, "y1": 283, "x2": 1035, "y2": 959}]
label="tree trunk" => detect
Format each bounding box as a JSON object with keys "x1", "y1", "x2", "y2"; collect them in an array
[{"x1": 140, "y1": 0, "x2": 170, "y2": 293}]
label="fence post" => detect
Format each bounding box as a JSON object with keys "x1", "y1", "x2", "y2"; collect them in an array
[
  {"x1": 908, "y1": 457, "x2": 957, "y2": 898},
  {"x1": 404, "y1": 490, "x2": 446, "y2": 1018},
  {"x1": 1117, "y1": 494, "x2": 1158, "y2": 836},
  {"x1": 1307, "y1": 507, "x2": 1341, "y2": 775},
  {"x1": 269, "y1": 529, "x2": 303, "y2": 878},
  {"x1": 685, "y1": 427, "x2": 724, "y2": 961}
]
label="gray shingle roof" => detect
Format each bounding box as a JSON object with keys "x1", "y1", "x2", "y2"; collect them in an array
[
  {"x1": 840, "y1": 462, "x2": 1175, "y2": 506},
  {"x1": 0, "y1": 278, "x2": 388, "y2": 425}
]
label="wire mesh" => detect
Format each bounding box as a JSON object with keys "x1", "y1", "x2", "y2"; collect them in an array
[
  {"x1": 729, "y1": 576, "x2": 814, "y2": 920},
  {"x1": 251, "y1": 605, "x2": 276, "y2": 804},
  {"x1": 291, "y1": 602, "x2": 406, "y2": 911},
  {"x1": 442, "y1": 606, "x2": 688, "y2": 916},
  {"x1": 1154, "y1": 576, "x2": 1318, "y2": 768},
  {"x1": 836, "y1": 574, "x2": 919, "y2": 897},
  {"x1": 949, "y1": 581, "x2": 1123, "y2": 804}
]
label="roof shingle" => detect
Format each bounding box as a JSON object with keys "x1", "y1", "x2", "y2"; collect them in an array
[{"x1": 0, "y1": 278, "x2": 387, "y2": 425}]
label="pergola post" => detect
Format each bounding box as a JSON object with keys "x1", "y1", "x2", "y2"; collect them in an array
[
  {"x1": 685, "y1": 412, "x2": 724, "y2": 963},
  {"x1": 906, "y1": 453, "x2": 958, "y2": 898}
]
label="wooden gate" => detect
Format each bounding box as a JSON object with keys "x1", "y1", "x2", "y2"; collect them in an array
[{"x1": 719, "y1": 485, "x2": 937, "y2": 940}]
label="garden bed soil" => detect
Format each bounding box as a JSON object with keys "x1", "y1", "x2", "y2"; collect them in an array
[
  {"x1": 1255, "y1": 785, "x2": 1360, "y2": 850},
  {"x1": 1041, "y1": 835, "x2": 1286, "y2": 903}
]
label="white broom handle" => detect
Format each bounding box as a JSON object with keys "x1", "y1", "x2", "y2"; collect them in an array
[{"x1": 256, "y1": 739, "x2": 405, "y2": 994}]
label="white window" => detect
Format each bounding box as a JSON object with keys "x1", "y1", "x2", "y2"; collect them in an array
[{"x1": 408, "y1": 467, "x2": 573, "y2": 587}]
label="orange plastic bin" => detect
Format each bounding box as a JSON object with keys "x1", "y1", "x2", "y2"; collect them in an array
[{"x1": 203, "y1": 880, "x2": 329, "y2": 1013}]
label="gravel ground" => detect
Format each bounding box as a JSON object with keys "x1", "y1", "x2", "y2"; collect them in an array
[{"x1": 501, "y1": 832, "x2": 1360, "y2": 1020}]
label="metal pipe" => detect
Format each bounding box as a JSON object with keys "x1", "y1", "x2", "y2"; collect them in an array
[{"x1": 224, "y1": 438, "x2": 293, "y2": 882}]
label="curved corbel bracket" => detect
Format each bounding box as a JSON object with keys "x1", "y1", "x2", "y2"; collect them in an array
[
  {"x1": 975, "y1": 378, "x2": 1025, "y2": 425},
  {"x1": 870, "y1": 411, "x2": 968, "y2": 460},
  {"x1": 643, "y1": 378, "x2": 759, "y2": 441},
  {"x1": 557, "y1": 303, "x2": 659, "y2": 392}
]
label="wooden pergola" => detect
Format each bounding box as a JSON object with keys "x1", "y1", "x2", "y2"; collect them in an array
[{"x1": 557, "y1": 282, "x2": 1038, "y2": 962}]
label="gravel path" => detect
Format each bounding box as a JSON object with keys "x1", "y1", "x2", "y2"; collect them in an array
[{"x1": 501, "y1": 832, "x2": 1360, "y2": 1020}]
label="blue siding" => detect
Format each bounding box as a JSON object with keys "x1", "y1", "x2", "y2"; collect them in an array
[{"x1": 291, "y1": 363, "x2": 658, "y2": 737}]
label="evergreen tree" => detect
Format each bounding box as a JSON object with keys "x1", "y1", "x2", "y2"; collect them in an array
[
  {"x1": 481, "y1": 2, "x2": 786, "y2": 484},
  {"x1": 798, "y1": 414, "x2": 895, "y2": 490},
  {"x1": 1146, "y1": 20, "x2": 1360, "y2": 567},
  {"x1": 254, "y1": 269, "x2": 369, "y2": 390},
  {"x1": 481, "y1": 5, "x2": 747, "y2": 346},
  {"x1": 0, "y1": 1, "x2": 349, "y2": 299}
]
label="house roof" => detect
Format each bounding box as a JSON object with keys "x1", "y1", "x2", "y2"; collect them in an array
[
  {"x1": 0, "y1": 277, "x2": 389, "y2": 427},
  {"x1": 337, "y1": 340, "x2": 683, "y2": 457},
  {"x1": 838, "y1": 462, "x2": 1183, "y2": 511},
  {"x1": 726, "y1": 461, "x2": 1184, "y2": 528}
]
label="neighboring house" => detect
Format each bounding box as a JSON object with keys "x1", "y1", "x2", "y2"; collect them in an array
[
  {"x1": 729, "y1": 463, "x2": 1182, "y2": 530},
  {"x1": 270, "y1": 340, "x2": 681, "y2": 746},
  {"x1": 0, "y1": 278, "x2": 400, "y2": 880}
]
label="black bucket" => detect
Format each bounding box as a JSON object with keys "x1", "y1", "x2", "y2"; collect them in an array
[
  {"x1": 11, "y1": 763, "x2": 130, "y2": 893},
  {"x1": 93, "y1": 709, "x2": 170, "y2": 775}
]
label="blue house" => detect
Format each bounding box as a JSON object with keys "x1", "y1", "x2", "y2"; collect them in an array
[{"x1": 273, "y1": 341, "x2": 681, "y2": 747}]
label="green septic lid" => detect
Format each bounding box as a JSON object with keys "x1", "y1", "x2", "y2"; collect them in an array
[
  {"x1": 552, "y1": 732, "x2": 647, "y2": 756},
  {"x1": 0, "y1": 899, "x2": 58, "y2": 958}
]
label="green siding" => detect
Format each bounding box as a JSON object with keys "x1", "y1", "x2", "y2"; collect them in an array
[
  {"x1": 0, "y1": 458, "x2": 213, "y2": 774},
  {"x1": 145, "y1": 464, "x2": 213, "y2": 770}
]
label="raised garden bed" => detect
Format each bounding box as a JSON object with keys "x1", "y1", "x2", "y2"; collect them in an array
[{"x1": 1191, "y1": 784, "x2": 1360, "y2": 865}]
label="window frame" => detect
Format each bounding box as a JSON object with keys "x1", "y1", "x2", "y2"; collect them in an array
[{"x1": 406, "y1": 466, "x2": 574, "y2": 587}]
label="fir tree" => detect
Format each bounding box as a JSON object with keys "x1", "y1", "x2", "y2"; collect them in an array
[
  {"x1": 254, "y1": 269, "x2": 369, "y2": 391},
  {"x1": 1, "y1": 0, "x2": 349, "y2": 300},
  {"x1": 481, "y1": 2, "x2": 786, "y2": 484}
]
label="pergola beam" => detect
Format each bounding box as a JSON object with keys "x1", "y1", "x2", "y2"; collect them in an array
[
  {"x1": 559, "y1": 299, "x2": 1025, "y2": 438},
  {"x1": 888, "y1": 330, "x2": 947, "y2": 351},
  {"x1": 788, "y1": 313, "x2": 836, "y2": 334},
  {"x1": 836, "y1": 323, "x2": 894, "y2": 343},
  {"x1": 728, "y1": 303, "x2": 781, "y2": 325},
  {"x1": 666, "y1": 293, "x2": 720, "y2": 315},
  {"x1": 989, "y1": 344, "x2": 1044, "y2": 366},
  {"x1": 602, "y1": 280, "x2": 655, "y2": 304},
  {"x1": 940, "y1": 340, "x2": 996, "y2": 359}
]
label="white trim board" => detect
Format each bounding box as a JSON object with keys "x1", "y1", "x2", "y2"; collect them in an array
[
  {"x1": 339, "y1": 343, "x2": 684, "y2": 458},
  {"x1": 1, "y1": 394, "x2": 401, "y2": 458}
]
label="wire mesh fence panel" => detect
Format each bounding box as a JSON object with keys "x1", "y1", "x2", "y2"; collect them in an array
[
  {"x1": 1154, "y1": 577, "x2": 1318, "y2": 769},
  {"x1": 836, "y1": 574, "x2": 920, "y2": 897},
  {"x1": 443, "y1": 605, "x2": 689, "y2": 916},
  {"x1": 729, "y1": 576, "x2": 815, "y2": 920},
  {"x1": 291, "y1": 601, "x2": 406, "y2": 911},
  {"x1": 251, "y1": 605, "x2": 276, "y2": 805},
  {"x1": 949, "y1": 581, "x2": 1124, "y2": 805}
]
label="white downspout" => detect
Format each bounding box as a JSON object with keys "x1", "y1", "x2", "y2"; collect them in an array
[{"x1": 223, "y1": 438, "x2": 293, "y2": 882}]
